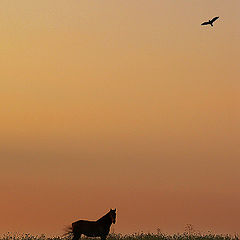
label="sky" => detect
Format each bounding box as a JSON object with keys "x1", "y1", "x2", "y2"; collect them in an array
[{"x1": 0, "y1": 0, "x2": 240, "y2": 236}]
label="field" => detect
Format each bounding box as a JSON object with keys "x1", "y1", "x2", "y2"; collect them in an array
[{"x1": 1, "y1": 232, "x2": 239, "y2": 240}]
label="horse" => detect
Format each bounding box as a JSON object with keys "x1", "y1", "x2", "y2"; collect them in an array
[{"x1": 64, "y1": 209, "x2": 116, "y2": 240}]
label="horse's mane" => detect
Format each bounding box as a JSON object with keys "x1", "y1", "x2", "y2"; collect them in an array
[{"x1": 96, "y1": 211, "x2": 111, "y2": 223}]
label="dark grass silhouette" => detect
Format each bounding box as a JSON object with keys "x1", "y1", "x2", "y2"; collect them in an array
[
  {"x1": 1, "y1": 231, "x2": 239, "y2": 240},
  {"x1": 201, "y1": 16, "x2": 219, "y2": 27},
  {"x1": 64, "y1": 209, "x2": 116, "y2": 240}
]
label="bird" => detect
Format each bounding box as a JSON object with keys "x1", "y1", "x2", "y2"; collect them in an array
[{"x1": 201, "y1": 16, "x2": 219, "y2": 27}]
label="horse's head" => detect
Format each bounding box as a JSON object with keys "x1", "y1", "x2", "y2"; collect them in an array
[{"x1": 109, "y1": 208, "x2": 116, "y2": 224}]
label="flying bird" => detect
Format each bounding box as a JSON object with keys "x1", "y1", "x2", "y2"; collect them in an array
[{"x1": 201, "y1": 16, "x2": 219, "y2": 27}]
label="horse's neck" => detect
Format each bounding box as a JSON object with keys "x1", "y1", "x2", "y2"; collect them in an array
[{"x1": 97, "y1": 213, "x2": 111, "y2": 225}]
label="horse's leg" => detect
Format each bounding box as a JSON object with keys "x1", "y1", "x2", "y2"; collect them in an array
[{"x1": 72, "y1": 233, "x2": 81, "y2": 240}]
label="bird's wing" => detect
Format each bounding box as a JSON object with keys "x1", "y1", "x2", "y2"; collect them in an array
[
  {"x1": 201, "y1": 22, "x2": 209, "y2": 25},
  {"x1": 211, "y1": 16, "x2": 219, "y2": 23}
]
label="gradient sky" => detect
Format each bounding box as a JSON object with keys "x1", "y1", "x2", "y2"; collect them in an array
[{"x1": 0, "y1": 0, "x2": 240, "y2": 236}]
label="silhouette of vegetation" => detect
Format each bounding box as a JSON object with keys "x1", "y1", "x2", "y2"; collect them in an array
[{"x1": 1, "y1": 232, "x2": 239, "y2": 240}]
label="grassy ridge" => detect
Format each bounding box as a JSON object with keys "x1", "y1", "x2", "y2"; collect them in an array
[
  {"x1": 1, "y1": 233, "x2": 239, "y2": 240},
  {"x1": 109, "y1": 233, "x2": 239, "y2": 240}
]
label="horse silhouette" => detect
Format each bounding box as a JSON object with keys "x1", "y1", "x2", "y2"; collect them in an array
[
  {"x1": 201, "y1": 16, "x2": 219, "y2": 27},
  {"x1": 64, "y1": 209, "x2": 116, "y2": 240}
]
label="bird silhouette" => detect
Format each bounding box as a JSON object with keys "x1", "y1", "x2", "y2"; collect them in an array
[{"x1": 201, "y1": 16, "x2": 219, "y2": 27}]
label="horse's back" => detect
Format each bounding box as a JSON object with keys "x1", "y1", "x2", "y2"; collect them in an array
[
  {"x1": 72, "y1": 220, "x2": 102, "y2": 237},
  {"x1": 73, "y1": 220, "x2": 96, "y2": 226}
]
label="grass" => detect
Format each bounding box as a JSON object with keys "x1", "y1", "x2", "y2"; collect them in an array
[{"x1": 0, "y1": 232, "x2": 239, "y2": 240}]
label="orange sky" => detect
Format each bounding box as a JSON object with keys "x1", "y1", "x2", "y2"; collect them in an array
[{"x1": 0, "y1": 0, "x2": 240, "y2": 236}]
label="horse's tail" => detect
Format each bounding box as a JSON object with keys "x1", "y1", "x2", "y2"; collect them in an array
[{"x1": 62, "y1": 225, "x2": 73, "y2": 238}]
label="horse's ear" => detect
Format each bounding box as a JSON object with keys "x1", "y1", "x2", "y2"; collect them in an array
[{"x1": 114, "y1": 208, "x2": 116, "y2": 211}]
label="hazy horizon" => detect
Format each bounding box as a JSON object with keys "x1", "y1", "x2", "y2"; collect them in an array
[{"x1": 0, "y1": 0, "x2": 239, "y2": 236}]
